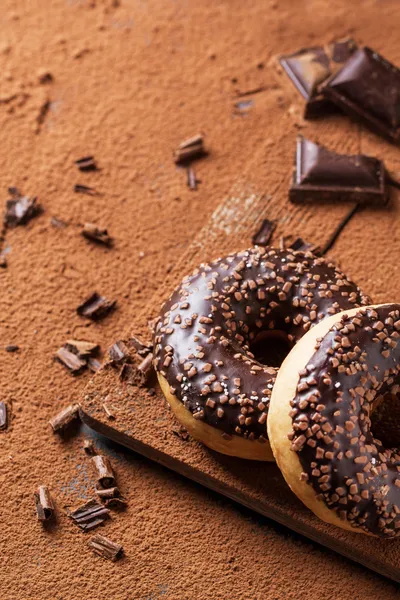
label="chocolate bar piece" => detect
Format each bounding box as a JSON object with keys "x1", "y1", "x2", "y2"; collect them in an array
[
  {"x1": 289, "y1": 137, "x2": 388, "y2": 205},
  {"x1": 279, "y1": 38, "x2": 357, "y2": 118},
  {"x1": 322, "y1": 47, "x2": 400, "y2": 143}
]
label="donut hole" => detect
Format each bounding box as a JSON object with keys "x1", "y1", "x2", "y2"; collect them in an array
[
  {"x1": 249, "y1": 330, "x2": 293, "y2": 368},
  {"x1": 370, "y1": 392, "x2": 400, "y2": 448}
]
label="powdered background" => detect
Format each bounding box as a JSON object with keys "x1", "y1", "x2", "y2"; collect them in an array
[{"x1": 1, "y1": 0, "x2": 400, "y2": 598}]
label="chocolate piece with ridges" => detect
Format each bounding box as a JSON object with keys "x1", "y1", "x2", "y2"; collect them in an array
[
  {"x1": 34, "y1": 486, "x2": 55, "y2": 521},
  {"x1": 65, "y1": 339, "x2": 99, "y2": 358},
  {"x1": 290, "y1": 137, "x2": 388, "y2": 205},
  {"x1": 74, "y1": 184, "x2": 99, "y2": 196},
  {"x1": 174, "y1": 134, "x2": 206, "y2": 164},
  {"x1": 77, "y1": 292, "x2": 116, "y2": 320},
  {"x1": 75, "y1": 156, "x2": 97, "y2": 171},
  {"x1": 70, "y1": 498, "x2": 110, "y2": 531},
  {"x1": 88, "y1": 534, "x2": 123, "y2": 561},
  {"x1": 128, "y1": 334, "x2": 153, "y2": 357},
  {"x1": 108, "y1": 340, "x2": 130, "y2": 364},
  {"x1": 91, "y1": 455, "x2": 115, "y2": 489},
  {"x1": 4, "y1": 188, "x2": 42, "y2": 228},
  {"x1": 279, "y1": 38, "x2": 357, "y2": 118},
  {"x1": 322, "y1": 47, "x2": 400, "y2": 143},
  {"x1": 49, "y1": 403, "x2": 80, "y2": 432}
]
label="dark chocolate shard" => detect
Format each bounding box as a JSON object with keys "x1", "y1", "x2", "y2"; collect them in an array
[
  {"x1": 322, "y1": 47, "x2": 400, "y2": 143},
  {"x1": 65, "y1": 339, "x2": 99, "y2": 359},
  {"x1": 4, "y1": 188, "x2": 42, "y2": 228},
  {"x1": 74, "y1": 184, "x2": 100, "y2": 196},
  {"x1": 186, "y1": 167, "x2": 198, "y2": 190},
  {"x1": 75, "y1": 156, "x2": 98, "y2": 171},
  {"x1": 70, "y1": 498, "x2": 110, "y2": 531},
  {"x1": 252, "y1": 219, "x2": 276, "y2": 246},
  {"x1": 88, "y1": 357, "x2": 102, "y2": 373},
  {"x1": 82, "y1": 223, "x2": 113, "y2": 246},
  {"x1": 49, "y1": 403, "x2": 81, "y2": 432},
  {"x1": 174, "y1": 134, "x2": 206, "y2": 164},
  {"x1": 289, "y1": 137, "x2": 388, "y2": 205},
  {"x1": 279, "y1": 38, "x2": 357, "y2": 118},
  {"x1": 104, "y1": 496, "x2": 127, "y2": 510},
  {"x1": 55, "y1": 347, "x2": 87, "y2": 374},
  {"x1": 0, "y1": 401, "x2": 8, "y2": 430},
  {"x1": 77, "y1": 292, "x2": 116, "y2": 320},
  {"x1": 88, "y1": 534, "x2": 123, "y2": 561},
  {"x1": 127, "y1": 334, "x2": 153, "y2": 357},
  {"x1": 34, "y1": 486, "x2": 55, "y2": 522}
]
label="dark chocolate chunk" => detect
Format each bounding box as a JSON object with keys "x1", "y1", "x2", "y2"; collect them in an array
[
  {"x1": 118, "y1": 354, "x2": 154, "y2": 386},
  {"x1": 0, "y1": 401, "x2": 8, "y2": 430},
  {"x1": 70, "y1": 498, "x2": 110, "y2": 531},
  {"x1": 91, "y1": 455, "x2": 115, "y2": 489},
  {"x1": 279, "y1": 38, "x2": 357, "y2": 118},
  {"x1": 88, "y1": 357, "x2": 102, "y2": 373},
  {"x1": 4, "y1": 188, "x2": 42, "y2": 228},
  {"x1": 75, "y1": 156, "x2": 98, "y2": 171},
  {"x1": 34, "y1": 486, "x2": 55, "y2": 522},
  {"x1": 174, "y1": 134, "x2": 206, "y2": 164},
  {"x1": 95, "y1": 487, "x2": 120, "y2": 499},
  {"x1": 83, "y1": 438, "x2": 97, "y2": 455},
  {"x1": 289, "y1": 238, "x2": 319, "y2": 254},
  {"x1": 322, "y1": 47, "x2": 400, "y2": 143},
  {"x1": 55, "y1": 347, "x2": 87, "y2": 374},
  {"x1": 171, "y1": 425, "x2": 191, "y2": 442},
  {"x1": 127, "y1": 334, "x2": 153, "y2": 357},
  {"x1": 77, "y1": 292, "x2": 116, "y2": 320},
  {"x1": 49, "y1": 403, "x2": 81, "y2": 432},
  {"x1": 108, "y1": 340, "x2": 130, "y2": 365},
  {"x1": 252, "y1": 219, "x2": 276, "y2": 246},
  {"x1": 0, "y1": 254, "x2": 7, "y2": 268},
  {"x1": 289, "y1": 137, "x2": 388, "y2": 205},
  {"x1": 74, "y1": 184, "x2": 100, "y2": 196},
  {"x1": 88, "y1": 534, "x2": 123, "y2": 561},
  {"x1": 82, "y1": 223, "x2": 112, "y2": 246}
]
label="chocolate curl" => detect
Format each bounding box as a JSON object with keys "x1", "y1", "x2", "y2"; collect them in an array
[
  {"x1": 91, "y1": 455, "x2": 115, "y2": 489},
  {"x1": 34, "y1": 486, "x2": 55, "y2": 521}
]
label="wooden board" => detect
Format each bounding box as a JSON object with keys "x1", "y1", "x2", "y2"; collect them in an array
[{"x1": 81, "y1": 114, "x2": 400, "y2": 582}]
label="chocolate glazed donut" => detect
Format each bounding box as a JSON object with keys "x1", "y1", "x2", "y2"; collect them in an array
[
  {"x1": 153, "y1": 247, "x2": 370, "y2": 461},
  {"x1": 268, "y1": 304, "x2": 400, "y2": 537}
]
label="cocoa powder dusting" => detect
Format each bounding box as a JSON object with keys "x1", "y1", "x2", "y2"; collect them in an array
[{"x1": 1, "y1": 0, "x2": 400, "y2": 599}]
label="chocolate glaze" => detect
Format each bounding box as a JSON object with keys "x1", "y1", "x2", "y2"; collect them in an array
[
  {"x1": 154, "y1": 247, "x2": 369, "y2": 442},
  {"x1": 290, "y1": 305, "x2": 400, "y2": 538}
]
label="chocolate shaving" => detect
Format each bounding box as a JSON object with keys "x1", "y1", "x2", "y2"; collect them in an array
[
  {"x1": 108, "y1": 340, "x2": 130, "y2": 365},
  {"x1": 128, "y1": 334, "x2": 152, "y2": 357},
  {"x1": 75, "y1": 156, "x2": 98, "y2": 172},
  {"x1": 91, "y1": 455, "x2": 115, "y2": 489},
  {"x1": 104, "y1": 496, "x2": 127, "y2": 510},
  {"x1": 235, "y1": 86, "x2": 267, "y2": 98},
  {"x1": 0, "y1": 254, "x2": 7, "y2": 269},
  {"x1": 103, "y1": 404, "x2": 115, "y2": 420},
  {"x1": 252, "y1": 219, "x2": 276, "y2": 246},
  {"x1": 95, "y1": 487, "x2": 120, "y2": 499},
  {"x1": 174, "y1": 134, "x2": 206, "y2": 164},
  {"x1": 49, "y1": 403, "x2": 81, "y2": 433},
  {"x1": 186, "y1": 167, "x2": 198, "y2": 190},
  {"x1": 4, "y1": 188, "x2": 42, "y2": 228},
  {"x1": 0, "y1": 401, "x2": 8, "y2": 430},
  {"x1": 82, "y1": 223, "x2": 113, "y2": 246},
  {"x1": 289, "y1": 238, "x2": 321, "y2": 255},
  {"x1": 34, "y1": 486, "x2": 55, "y2": 522},
  {"x1": 36, "y1": 99, "x2": 51, "y2": 134},
  {"x1": 50, "y1": 216, "x2": 67, "y2": 228},
  {"x1": 88, "y1": 534, "x2": 123, "y2": 561},
  {"x1": 5, "y1": 344, "x2": 19, "y2": 352},
  {"x1": 74, "y1": 184, "x2": 100, "y2": 196},
  {"x1": 70, "y1": 498, "x2": 110, "y2": 531},
  {"x1": 77, "y1": 292, "x2": 116, "y2": 320},
  {"x1": 321, "y1": 203, "x2": 360, "y2": 255},
  {"x1": 55, "y1": 346, "x2": 87, "y2": 374}
]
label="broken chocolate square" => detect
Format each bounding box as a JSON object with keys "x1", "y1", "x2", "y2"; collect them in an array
[
  {"x1": 289, "y1": 136, "x2": 388, "y2": 205},
  {"x1": 4, "y1": 188, "x2": 42, "y2": 228}
]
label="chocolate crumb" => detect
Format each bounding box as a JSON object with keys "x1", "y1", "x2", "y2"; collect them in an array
[
  {"x1": 5, "y1": 344, "x2": 19, "y2": 353},
  {"x1": 83, "y1": 438, "x2": 96, "y2": 455},
  {"x1": 103, "y1": 404, "x2": 115, "y2": 420},
  {"x1": 0, "y1": 401, "x2": 8, "y2": 430},
  {"x1": 74, "y1": 184, "x2": 100, "y2": 196}
]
